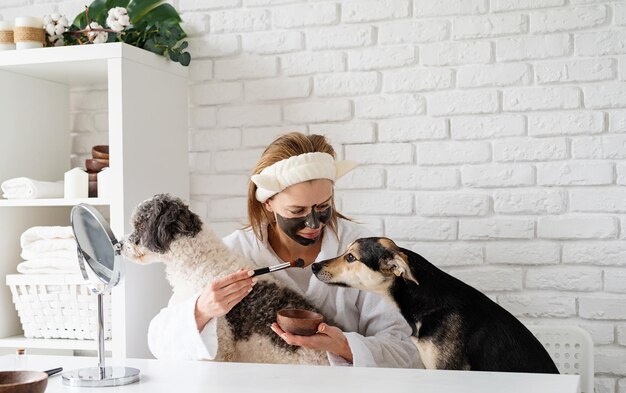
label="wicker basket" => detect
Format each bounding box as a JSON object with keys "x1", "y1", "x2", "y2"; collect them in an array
[{"x1": 6, "y1": 274, "x2": 112, "y2": 340}]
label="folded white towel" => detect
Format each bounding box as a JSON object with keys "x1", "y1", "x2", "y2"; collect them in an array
[
  {"x1": 16, "y1": 258, "x2": 81, "y2": 275},
  {"x1": 1, "y1": 177, "x2": 64, "y2": 199},
  {"x1": 20, "y1": 226, "x2": 74, "y2": 249},
  {"x1": 21, "y1": 248, "x2": 77, "y2": 261}
]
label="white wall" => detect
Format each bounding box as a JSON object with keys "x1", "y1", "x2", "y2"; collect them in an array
[{"x1": 2, "y1": 0, "x2": 625, "y2": 390}]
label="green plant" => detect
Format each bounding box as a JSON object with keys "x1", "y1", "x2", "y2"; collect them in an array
[{"x1": 61, "y1": 0, "x2": 190, "y2": 66}]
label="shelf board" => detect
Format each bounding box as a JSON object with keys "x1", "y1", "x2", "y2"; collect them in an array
[
  {"x1": 0, "y1": 335, "x2": 112, "y2": 351},
  {"x1": 0, "y1": 198, "x2": 110, "y2": 207},
  {"x1": 0, "y1": 42, "x2": 187, "y2": 85}
]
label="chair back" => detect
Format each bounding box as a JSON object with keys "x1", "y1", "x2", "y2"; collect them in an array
[{"x1": 527, "y1": 325, "x2": 594, "y2": 393}]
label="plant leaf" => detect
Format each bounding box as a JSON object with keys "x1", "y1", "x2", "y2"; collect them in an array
[
  {"x1": 179, "y1": 51, "x2": 191, "y2": 66},
  {"x1": 72, "y1": 8, "x2": 87, "y2": 28},
  {"x1": 127, "y1": 0, "x2": 164, "y2": 25},
  {"x1": 84, "y1": 0, "x2": 108, "y2": 26},
  {"x1": 105, "y1": 0, "x2": 130, "y2": 9},
  {"x1": 142, "y1": 3, "x2": 182, "y2": 24}
]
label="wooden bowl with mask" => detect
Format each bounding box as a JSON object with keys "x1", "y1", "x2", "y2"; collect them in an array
[{"x1": 277, "y1": 308, "x2": 324, "y2": 336}]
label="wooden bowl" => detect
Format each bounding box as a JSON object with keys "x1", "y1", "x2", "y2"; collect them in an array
[
  {"x1": 92, "y1": 145, "x2": 109, "y2": 159},
  {"x1": 277, "y1": 308, "x2": 324, "y2": 336},
  {"x1": 88, "y1": 181, "x2": 98, "y2": 198},
  {"x1": 0, "y1": 371, "x2": 48, "y2": 393},
  {"x1": 85, "y1": 158, "x2": 109, "y2": 172}
]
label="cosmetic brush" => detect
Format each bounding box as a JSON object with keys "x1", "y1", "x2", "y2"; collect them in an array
[
  {"x1": 252, "y1": 258, "x2": 305, "y2": 277},
  {"x1": 44, "y1": 367, "x2": 63, "y2": 377}
]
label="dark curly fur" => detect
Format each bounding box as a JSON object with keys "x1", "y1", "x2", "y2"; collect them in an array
[
  {"x1": 128, "y1": 194, "x2": 203, "y2": 253},
  {"x1": 226, "y1": 281, "x2": 323, "y2": 352}
]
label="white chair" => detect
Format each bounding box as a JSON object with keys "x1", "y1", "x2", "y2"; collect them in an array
[{"x1": 527, "y1": 325, "x2": 594, "y2": 393}]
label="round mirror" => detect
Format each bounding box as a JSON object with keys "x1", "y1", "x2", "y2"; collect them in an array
[
  {"x1": 65, "y1": 203, "x2": 140, "y2": 387},
  {"x1": 70, "y1": 204, "x2": 124, "y2": 292}
]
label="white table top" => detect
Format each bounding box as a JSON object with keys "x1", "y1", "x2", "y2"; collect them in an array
[{"x1": 0, "y1": 355, "x2": 580, "y2": 393}]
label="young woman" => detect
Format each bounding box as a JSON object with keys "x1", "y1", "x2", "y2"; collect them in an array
[{"x1": 148, "y1": 132, "x2": 419, "y2": 368}]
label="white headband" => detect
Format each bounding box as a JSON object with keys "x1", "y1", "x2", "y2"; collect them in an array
[{"x1": 251, "y1": 152, "x2": 358, "y2": 203}]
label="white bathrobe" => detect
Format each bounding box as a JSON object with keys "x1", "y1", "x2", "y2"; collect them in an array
[{"x1": 147, "y1": 219, "x2": 421, "y2": 368}]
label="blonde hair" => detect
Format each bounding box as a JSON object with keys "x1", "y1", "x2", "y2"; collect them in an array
[{"x1": 246, "y1": 132, "x2": 348, "y2": 242}]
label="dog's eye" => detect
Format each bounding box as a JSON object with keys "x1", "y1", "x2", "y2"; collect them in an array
[{"x1": 346, "y1": 253, "x2": 356, "y2": 263}]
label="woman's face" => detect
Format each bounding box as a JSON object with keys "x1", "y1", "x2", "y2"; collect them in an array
[{"x1": 265, "y1": 179, "x2": 334, "y2": 246}]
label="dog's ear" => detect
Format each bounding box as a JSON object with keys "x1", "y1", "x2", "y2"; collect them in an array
[{"x1": 380, "y1": 252, "x2": 418, "y2": 285}]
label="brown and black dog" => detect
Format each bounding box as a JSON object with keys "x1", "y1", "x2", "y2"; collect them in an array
[{"x1": 312, "y1": 237, "x2": 559, "y2": 374}]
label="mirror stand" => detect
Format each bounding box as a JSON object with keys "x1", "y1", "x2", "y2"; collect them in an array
[
  {"x1": 62, "y1": 204, "x2": 141, "y2": 387},
  {"x1": 62, "y1": 292, "x2": 140, "y2": 387}
]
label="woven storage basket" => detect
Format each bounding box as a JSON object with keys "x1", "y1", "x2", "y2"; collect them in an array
[{"x1": 6, "y1": 274, "x2": 112, "y2": 340}]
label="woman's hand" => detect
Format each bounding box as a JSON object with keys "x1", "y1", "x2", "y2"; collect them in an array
[
  {"x1": 195, "y1": 269, "x2": 255, "y2": 331},
  {"x1": 270, "y1": 322, "x2": 353, "y2": 363}
]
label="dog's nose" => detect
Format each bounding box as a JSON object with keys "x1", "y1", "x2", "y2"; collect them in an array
[{"x1": 311, "y1": 263, "x2": 322, "y2": 274}]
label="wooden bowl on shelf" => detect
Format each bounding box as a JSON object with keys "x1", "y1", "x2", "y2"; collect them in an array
[
  {"x1": 277, "y1": 309, "x2": 324, "y2": 336},
  {"x1": 88, "y1": 181, "x2": 98, "y2": 198},
  {"x1": 86, "y1": 158, "x2": 109, "y2": 172},
  {"x1": 0, "y1": 371, "x2": 48, "y2": 393},
  {"x1": 92, "y1": 145, "x2": 109, "y2": 159}
]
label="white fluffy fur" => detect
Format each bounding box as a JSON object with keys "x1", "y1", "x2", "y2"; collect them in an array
[{"x1": 124, "y1": 225, "x2": 329, "y2": 365}]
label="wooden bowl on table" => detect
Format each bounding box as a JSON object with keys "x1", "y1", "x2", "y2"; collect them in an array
[
  {"x1": 277, "y1": 308, "x2": 324, "y2": 336},
  {"x1": 0, "y1": 371, "x2": 48, "y2": 393}
]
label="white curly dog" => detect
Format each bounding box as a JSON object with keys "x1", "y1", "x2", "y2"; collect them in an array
[{"x1": 122, "y1": 194, "x2": 329, "y2": 365}]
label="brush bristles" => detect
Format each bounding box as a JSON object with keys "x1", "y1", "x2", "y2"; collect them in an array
[{"x1": 292, "y1": 258, "x2": 305, "y2": 268}]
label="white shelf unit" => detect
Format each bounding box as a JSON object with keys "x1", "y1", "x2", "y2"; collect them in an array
[
  {"x1": 0, "y1": 335, "x2": 112, "y2": 351},
  {"x1": 0, "y1": 198, "x2": 110, "y2": 207},
  {"x1": 0, "y1": 43, "x2": 188, "y2": 358}
]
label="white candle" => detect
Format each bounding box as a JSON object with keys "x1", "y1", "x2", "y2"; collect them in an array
[
  {"x1": 0, "y1": 20, "x2": 15, "y2": 51},
  {"x1": 97, "y1": 167, "x2": 112, "y2": 199},
  {"x1": 14, "y1": 16, "x2": 44, "y2": 50},
  {"x1": 64, "y1": 168, "x2": 88, "y2": 199}
]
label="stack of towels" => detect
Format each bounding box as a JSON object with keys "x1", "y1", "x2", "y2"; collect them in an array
[
  {"x1": 1, "y1": 177, "x2": 64, "y2": 199},
  {"x1": 17, "y1": 226, "x2": 80, "y2": 274}
]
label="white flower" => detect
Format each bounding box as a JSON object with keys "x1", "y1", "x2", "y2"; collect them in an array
[
  {"x1": 45, "y1": 24, "x2": 56, "y2": 36},
  {"x1": 43, "y1": 13, "x2": 69, "y2": 47},
  {"x1": 106, "y1": 7, "x2": 130, "y2": 32},
  {"x1": 88, "y1": 22, "x2": 108, "y2": 44}
]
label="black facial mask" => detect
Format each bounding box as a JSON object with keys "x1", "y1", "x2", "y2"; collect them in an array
[{"x1": 276, "y1": 206, "x2": 332, "y2": 246}]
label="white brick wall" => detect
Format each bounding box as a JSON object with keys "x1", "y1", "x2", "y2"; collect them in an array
[
  {"x1": 493, "y1": 189, "x2": 565, "y2": 214},
  {"x1": 15, "y1": 0, "x2": 626, "y2": 379},
  {"x1": 486, "y1": 241, "x2": 560, "y2": 264}
]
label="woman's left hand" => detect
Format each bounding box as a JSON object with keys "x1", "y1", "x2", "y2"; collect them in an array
[{"x1": 270, "y1": 322, "x2": 353, "y2": 362}]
